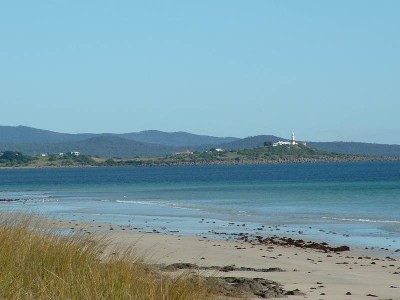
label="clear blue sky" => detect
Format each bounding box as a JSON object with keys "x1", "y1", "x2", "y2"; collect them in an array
[{"x1": 1, "y1": 1, "x2": 399, "y2": 143}]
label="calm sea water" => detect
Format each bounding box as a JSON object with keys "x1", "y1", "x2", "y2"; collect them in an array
[{"x1": 1, "y1": 162, "x2": 400, "y2": 252}]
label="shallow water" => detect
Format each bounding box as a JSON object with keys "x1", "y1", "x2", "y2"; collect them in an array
[{"x1": 1, "y1": 162, "x2": 400, "y2": 251}]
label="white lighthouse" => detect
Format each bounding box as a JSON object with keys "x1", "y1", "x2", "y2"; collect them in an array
[
  {"x1": 291, "y1": 132, "x2": 296, "y2": 145},
  {"x1": 272, "y1": 132, "x2": 299, "y2": 147}
]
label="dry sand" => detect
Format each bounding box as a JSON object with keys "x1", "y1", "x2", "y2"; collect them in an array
[{"x1": 51, "y1": 218, "x2": 400, "y2": 300}]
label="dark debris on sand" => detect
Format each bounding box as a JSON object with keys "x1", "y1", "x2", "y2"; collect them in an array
[
  {"x1": 215, "y1": 231, "x2": 351, "y2": 253},
  {"x1": 162, "y1": 263, "x2": 285, "y2": 273},
  {"x1": 204, "y1": 277, "x2": 303, "y2": 299},
  {"x1": 161, "y1": 263, "x2": 298, "y2": 298}
]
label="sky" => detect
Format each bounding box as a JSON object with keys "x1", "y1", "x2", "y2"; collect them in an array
[{"x1": 0, "y1": 1, "x2": 399, "y2": 143}]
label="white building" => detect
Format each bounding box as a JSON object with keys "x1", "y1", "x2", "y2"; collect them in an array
[
  {"x1": 70, "y1": 151, "x2": 80, "y2": 156},
  {"x1": 273, "y1": 141, "x2": 291, "y2": 146},
  {"x1": 273, "y1": 132, "x2": 298, "y2": 147}
]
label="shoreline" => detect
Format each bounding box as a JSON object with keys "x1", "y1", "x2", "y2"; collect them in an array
[
  {"x1": 3, "y1": 196, "x2": 400, "y2": 255},
  {"x1": 1, "y1": 157, "x2": 399, "y2": 170},
  {"x1": 32, "y1": 216, "x2": 400, "y2": 299}
]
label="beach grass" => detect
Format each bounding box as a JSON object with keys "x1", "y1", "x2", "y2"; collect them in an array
[{"x1": 0, "y1": 214, "x2": 213, "y2": 300}]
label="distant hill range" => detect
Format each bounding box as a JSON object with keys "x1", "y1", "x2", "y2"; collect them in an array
[
  {"x1": 0, "y1": 125, "x2": 399, "y2": 158},
  {"x1": 307, "y1": 142, "x2": 400, "y2": 158}
]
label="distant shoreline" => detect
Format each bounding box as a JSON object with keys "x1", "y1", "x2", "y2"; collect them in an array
[
  {"x1": 2, "y1": 143, "x2": 400, "y2": 169},
  {"x1": 1, "y1": 156, "x2": 399, "y2": 170},
  {"x1": 1, "y1": 156, "x2": 400, "y2": 170}
]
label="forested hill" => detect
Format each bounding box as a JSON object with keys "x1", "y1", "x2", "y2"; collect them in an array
[
  {"x1": 0, "y1": 126, "x2": 237, "y2": 147},
  {"x1": 0, "y1": 126, "x2": 95, "y2": 143},
  {"x1": 217, "y1": 135, "x2": 282, "y2": 150},
  {"x1": 307, "y1": 142, "x2": 400, "y2": 158},
  {"x1": 119, "y1": 130, "x2": 239, "y2": 146},
  {"x1": 0, "y1": 136, "x2": 182, "y2": 158},
  {"x1": 0, "y1": 126, "x2": 400, "y2": 158}
]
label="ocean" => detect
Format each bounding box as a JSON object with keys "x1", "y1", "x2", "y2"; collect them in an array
[{"x1": 1, "y1": 162, "x2": 400, "y2": 252}]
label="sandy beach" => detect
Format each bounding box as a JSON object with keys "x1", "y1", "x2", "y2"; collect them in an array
[{"x1": 49, "y1": 217, "x2": 400, "y2": 300}]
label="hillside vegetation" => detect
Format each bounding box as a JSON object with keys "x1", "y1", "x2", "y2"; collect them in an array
[
  {"x1": 308, "y1": 141, "x2": 400, "y2": 158},
  {"x1": 0, "y1": 145, "x2": 391, "y2": 168}
]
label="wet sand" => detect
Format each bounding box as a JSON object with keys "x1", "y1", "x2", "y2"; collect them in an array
[{"x1": 48, "y1": 217, "x2": 400, "y2": 300}]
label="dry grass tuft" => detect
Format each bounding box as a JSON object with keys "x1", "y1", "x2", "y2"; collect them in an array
[{"x1": 0, "y1": 215, "x2": 214, "y2": 299}]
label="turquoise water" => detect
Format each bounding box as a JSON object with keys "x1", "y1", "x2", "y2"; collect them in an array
[{"x1": 1, "y1": 162, "x2": 400, "y2": 251}]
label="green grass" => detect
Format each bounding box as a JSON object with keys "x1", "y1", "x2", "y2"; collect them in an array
[{"x1": 0, "y1": 215, "x2": 214, "y2": 299}]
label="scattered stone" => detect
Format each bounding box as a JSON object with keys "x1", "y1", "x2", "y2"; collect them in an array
[
  {"x1": 204, "y1": 277, "x2": 289, "y2": 299},
  {"x1": 163, "y1": 263, "x2": 197, "y2": 270},
  {"x1": 285, "y1": 289, "x2": 304, "y2": 296},
  {"x1": 162, "y1": 263, "x2": 285, "y2": 273},
  {"x1": 220, "y1": 265, "x2": 236, "y2": 272},
  {"x1": 386, "y1": 256, "x2": 396, "y2": 261},
  {"x1": 0, "y1": 198, "x2": 21, "y2": 202},
  {"x1": 235, "y1": 234, "x2": 351, "y2": 253}
]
